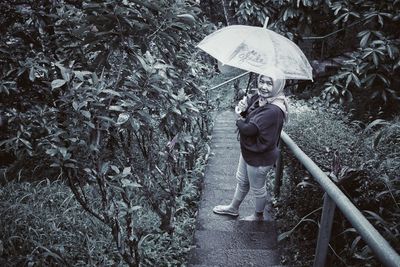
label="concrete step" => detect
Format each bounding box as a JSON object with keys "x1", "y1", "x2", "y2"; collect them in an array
[
  {"x1": 203, "y1": 170, "x2": 237, "y2": 188},
  {"x1": 196, "y1": 217, "x2": 277, "y2": 233},
  {"x1": 207, "y1": 153, "x2": 239, "y2": 166},
  {"x1": 196, "y1": 202, "x2": 275, "y2": 232},
  {"x1": 199, "y1": 188, "x2": 251, "y2": 208},
  {"x1": 213, "y1": 120, "x2": 236, "y2": 125},
  {"x1": 208, "y1": 151, "x2": 239, "y2": 159},
  {"x1": 209, "y1": 145, "x2": 239, "y2": 151},
  {"x1": 213, "y1": 124, "x2": 236, "y2": 129},
  {"x1": 194, "y1": 229, "x2": 277, "y2": 250},
  {"x1": 204, "y1": 166, "x2": 237, "y2": 176},
  {"x1": 211, "y1": 127, "x2": 237, "y2": 132},
  {"x1": 212, "y1": 127, "x2": 237, "y2": 132},
  {"x1": 203, "y1": 181, "x2": 236, "y2": 191},
  {"x1": 209, "y1": 133, "x2": 237, "y2": 138},
  {"x1": 210, "y1": 136, "x2": 238, "y2": 142},
  {"x1": 190, "y1": 265, "x2": 294, "y2": 267},
  {"x1": 189, "y1": 248, "x2": 280, "y2": 267},
  {"x1": 213, "y1": 128, "x2": 236, "y2": 132}
]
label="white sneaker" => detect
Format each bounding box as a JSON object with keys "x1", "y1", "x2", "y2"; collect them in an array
[
  {"x1": 240, "y1": 213, "x2": 265, "y2": 221},
  {"x1": 212, "y1": 205, "x2": 239, "y2": 216}
]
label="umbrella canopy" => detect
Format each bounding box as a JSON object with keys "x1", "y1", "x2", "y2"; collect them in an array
[{"x1": 197, "y1": 25, "x2": 313, "y2": 80}]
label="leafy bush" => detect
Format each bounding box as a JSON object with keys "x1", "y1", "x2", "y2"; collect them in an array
[
  {"x1": 0, "y1": 0, "x2": 216, "y2": 266},
  {"x1": 321, "y1": 0, "x2": 400, "y2": 119},
  {"x1": 276, "y1": 97, "x2": 400, "y2": 266}
]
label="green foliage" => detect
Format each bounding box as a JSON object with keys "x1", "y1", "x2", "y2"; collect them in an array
[
  {"x1": 227, "y1": 0, "x2": 400, "y2": 119},
  {"x1": 276, "y1": 98, "x2": 400, "y2": 266},
  {"x1": 0, "y1": 0, "x2": 215, "y2": 266},
  {"x1": 285, "y1": 98, "x2": 358, "y2": 169},
  {"x1": 231, "y1": 0, "x2": 270, "y2": 26},
  {"x1": 323, "y1": 0, "x2": 400, "y2": 118}
]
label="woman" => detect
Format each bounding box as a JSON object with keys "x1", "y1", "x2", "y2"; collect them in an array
[{"x1": 213, "y1": 68, "x2": 288, "y2": 221}]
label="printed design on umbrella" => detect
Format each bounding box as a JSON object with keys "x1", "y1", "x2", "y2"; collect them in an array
[
  {"x1": 228, "y1": 43, "x2": 268, "y2": 68},
  {"x1": 197, "y1": 24, "x2": 313, "y2": 80}
]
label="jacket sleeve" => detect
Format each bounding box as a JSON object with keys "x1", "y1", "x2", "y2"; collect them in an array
[
  {"x1": 236, "y1": 120, "x2": 258, "y2": 136},
  {"x1": 248, "y1": 107, "x2": 283, "y2": 152}
]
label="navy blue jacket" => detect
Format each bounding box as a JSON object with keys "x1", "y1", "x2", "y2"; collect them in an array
[{"x1": 236, "y1": 94, "x2": 284, "y2": 166}]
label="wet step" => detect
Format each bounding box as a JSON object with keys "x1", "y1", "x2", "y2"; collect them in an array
[
  {"x1": 189, "y1": 248, "x2": 280, "y2": 267},
  {"x1": 206, "y1": 155, "x2": 238, "y2": 167},
  {"x1": 210, "y1": 142, "x2": 239, "y2": 149},
  {"x1": 190, "y1": 266, "x2": 293, "y2": 267},
  {"x1": 196, "y1": 199, "x2": 275, "y2": 232},
  {"x1": 194, "y1": 229, "x2": 277, "y2": 250},
  {"x1": 197, "y1": 188, "x2": 255, "y2": 211},
  {"x1": 204, "y1": 167, "x2": 237, "y2": 182},
  {"x1": 204, "y1": 164, "x2": 238, "y2": 175},
  {"x1": 196, "y1": 217, "x2": 277, "y2": 233},
  {"x1": 212, "y1": 130, "x2": 236, "y2": 136}
]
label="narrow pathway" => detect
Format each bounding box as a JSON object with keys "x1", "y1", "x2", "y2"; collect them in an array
[{"x1": 188, "y1": 110, "x2": 283, "y2": 267}]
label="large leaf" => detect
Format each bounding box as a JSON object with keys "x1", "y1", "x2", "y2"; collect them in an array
[{"x1": 51, "y1": 79, "x2": 67, "y2": 90}]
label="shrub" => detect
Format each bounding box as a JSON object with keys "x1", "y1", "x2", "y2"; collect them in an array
[{"x1": 0, "y1": 1, "x2": 215, "y2": 266}]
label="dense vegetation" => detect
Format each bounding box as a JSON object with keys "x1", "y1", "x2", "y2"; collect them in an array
[
  {"x1": 0, "y1": 0, "x2": 215, "y2": 266},
  {"x1": 0, "y1": 0, "x2": 399, "y2": 266}
]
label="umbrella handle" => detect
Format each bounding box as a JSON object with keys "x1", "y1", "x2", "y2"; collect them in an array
[{"x1": 245, "y1": 73, "x2": 254, "y2": 95}]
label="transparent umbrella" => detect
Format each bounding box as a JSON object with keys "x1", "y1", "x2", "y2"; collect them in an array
[{"x1": 197, "y1": 24, "x2": 313, "y2": 80}]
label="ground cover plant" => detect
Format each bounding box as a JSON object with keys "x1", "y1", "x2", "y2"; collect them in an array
[
  {"x1": 0, "y1": 180, "x2": 118, "y2": 266},
  {"x1": 0, "y1": 172, "x2": 207, "y2": 266}
]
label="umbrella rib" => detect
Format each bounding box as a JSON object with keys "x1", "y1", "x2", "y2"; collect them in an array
[{"x1": 207, "y1": 71, "x2": 250, "y2": 91}]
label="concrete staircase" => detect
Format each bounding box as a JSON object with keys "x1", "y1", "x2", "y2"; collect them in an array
[{"x1": 188, "y1": 110, "x2": 283, "y2": 267}]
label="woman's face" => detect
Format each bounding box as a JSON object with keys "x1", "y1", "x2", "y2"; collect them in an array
[{"x1": 258, "y1": 76, "x2": 273, "y2": 97}]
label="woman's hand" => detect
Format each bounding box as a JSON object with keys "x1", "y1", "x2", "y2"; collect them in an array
[
  {"x1": 235, "y1": 96, "x2": 248, "y2": 114},
  {"x1": 237, "y1": 98, "x2": 248, "y2": 110}
]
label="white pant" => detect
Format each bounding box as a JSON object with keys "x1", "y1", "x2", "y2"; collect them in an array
[{"x1": 234, "y1": 154, "x2": 272, "y2": 212}]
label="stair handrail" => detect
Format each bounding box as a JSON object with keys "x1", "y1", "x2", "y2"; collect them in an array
[{"x1": 275, "y1": 131, "x2": 400, "y2": 267}]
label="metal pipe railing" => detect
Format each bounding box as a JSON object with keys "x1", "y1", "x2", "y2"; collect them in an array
[{"x1": 279, "y1": 131, "x2": 400, "y2": 267}]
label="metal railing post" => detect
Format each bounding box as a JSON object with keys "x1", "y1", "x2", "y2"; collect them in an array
[
  {"x1": 274, "y1": 141, "x2": 283, "y2": 197},
  {"x1": 313, "y1": 193, "x2": 336, "y2": 267}
]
